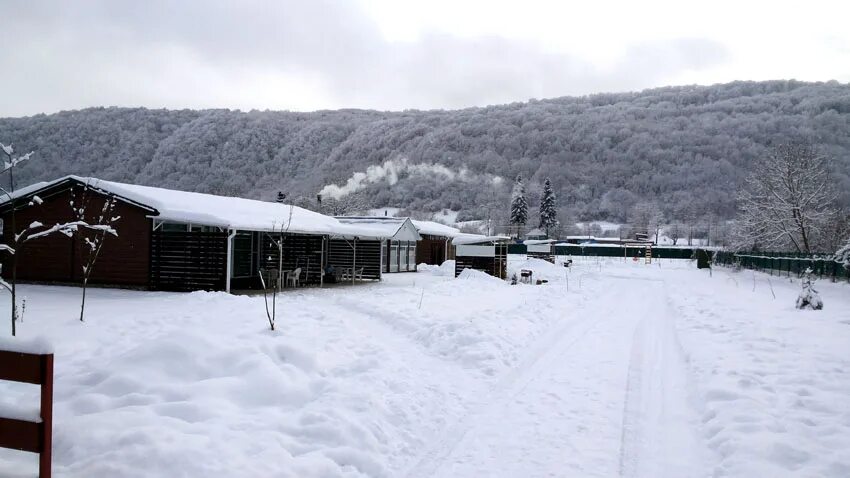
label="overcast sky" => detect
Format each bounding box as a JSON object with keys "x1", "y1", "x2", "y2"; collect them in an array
[{"x1": 2, "y1": 0, "x2": 849, "y2": 117}]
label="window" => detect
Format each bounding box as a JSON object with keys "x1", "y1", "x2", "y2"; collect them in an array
[
  {"x1": 232, "y1": 232, "x2": 254, "y2": 278},
  {"x1": 400, "y1": 242, "x2": 408, "y2": 271},
  {"x1": 408, "y1": 242, "x2": 417, "y2": 271},
  {"x1": 381, "y1": 240, "x2": 387, "y2": 273},
  {"x1": 390, "y1": 241, "x2": 399, "y2": 272}
]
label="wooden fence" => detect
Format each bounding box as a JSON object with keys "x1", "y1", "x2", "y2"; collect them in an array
[
  {"x1": 327, "y1": 239, "x2": 382, "y2": 280},
  {"x1": 150, "y1": 230, "x2": 228, "y2": 291},
  {"x1": 0, "y1": 348, "x2": 54, "y2": 478}
]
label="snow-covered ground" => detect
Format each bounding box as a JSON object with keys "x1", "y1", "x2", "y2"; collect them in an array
[{"x1": 1, "y1": 258, "x2": 849, "y2": 477}]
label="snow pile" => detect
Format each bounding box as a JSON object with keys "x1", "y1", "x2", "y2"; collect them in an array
[
  {"x1": 667, "y1": 266, "x2": 850, "y2": 477},
  {"x1": 456, "y1": 267, "x2": 506, "y2": 285},
  {"x1": 417, "y1": 260, "x2": 455, "y2": 276},
  {"x1": 0, "y1": 270, "x2": 576, "y2": 477},
  {"x1": 507, "y1": 257, "x2": 567, "y2": 284}
]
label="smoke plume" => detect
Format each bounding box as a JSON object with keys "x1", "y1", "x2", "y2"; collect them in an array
[{"x1": 319, "y1": 157, "x2": 503, "y2": 199}]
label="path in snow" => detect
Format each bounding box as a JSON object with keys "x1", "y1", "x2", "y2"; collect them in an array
[{"x1": 405, "y1": 276, "x2": 707, "y2": 478}]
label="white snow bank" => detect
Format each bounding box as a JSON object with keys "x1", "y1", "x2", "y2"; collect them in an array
[
  {"x1": 456, "y1": 268, "x2": 506, "y2": 284},
  {"x1": 2, "y1": 259, "x2": 848, "y2": 477},
  {"x1": 507, "y1": 257, "x2": 568, "y2": 283},
  {"x1": 0, "y1": 271, "x2": 579, "y2": 477},
  {"x1": 418, "y1": 260, "x2": 455, "y2": 276}
]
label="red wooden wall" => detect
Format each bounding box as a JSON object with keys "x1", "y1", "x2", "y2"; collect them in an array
[{"x1": 2, "y1": 185, "x2": 152, "y2": 287}]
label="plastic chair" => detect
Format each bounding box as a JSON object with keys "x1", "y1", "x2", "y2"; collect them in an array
[{"x1": 287, "y1": 267, "x2": 302, "y2": 288}]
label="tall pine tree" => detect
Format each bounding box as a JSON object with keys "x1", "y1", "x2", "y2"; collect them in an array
[
  {"x1": 538, "y1": 177, "x2": 559, "y2": 238},
  {"x1": 509, "y1": 174, "x2": 528, "y2": 237}
]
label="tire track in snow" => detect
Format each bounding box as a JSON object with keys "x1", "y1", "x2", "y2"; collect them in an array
[
  {"x1": 618, "y1": 279, "x2": 709, "y2": 478},
  {"x1": 403, "y1": 280, "x2": 644, "y2": 478}
]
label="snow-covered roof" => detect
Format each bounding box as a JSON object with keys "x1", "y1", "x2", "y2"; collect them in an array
[
  {"x1": 523, "y1": 239, "x2": 557, "y2": 245},
  {"x1": 335, "y1": 216, "x2": 422, "y2": 241},
  {"x1": 411, "y1": 220, "x2": 461, "y2": 238},
  {"x1": 2, "y1": 176, "x2": 388, "y2": 238},
  {"x1": 452, "y1": 234, "x2": 511, "y2": 245}
]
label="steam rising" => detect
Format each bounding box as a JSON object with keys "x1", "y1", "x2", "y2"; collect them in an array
[{"x1": 319, "y1": 158, "x2": 503, "y2": 199}]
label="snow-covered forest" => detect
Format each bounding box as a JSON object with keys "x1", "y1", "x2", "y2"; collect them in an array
[{"x1": 2, "y1": 80, "x2": 849, "y2": 224}]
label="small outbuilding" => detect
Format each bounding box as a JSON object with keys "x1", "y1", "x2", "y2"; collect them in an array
[
  {"x1": 523, "y1": 239, "x2": 557, "y2": 262},
  {"x1": 335, "y1": 216, "x2": 422, "y2": 273},
  {"x1": 411, "y1": 220, "x2": 460, "y2": 266},
  {"x1": 452, "y1": 234, "x2": 511, "y2": 279}
]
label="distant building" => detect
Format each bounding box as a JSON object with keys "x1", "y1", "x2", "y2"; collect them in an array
[{"x1": 525, "y1": 228, "x2": 547, "y2": 240}]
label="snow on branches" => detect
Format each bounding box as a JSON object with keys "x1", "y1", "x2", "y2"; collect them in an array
[
  {"x1": 735, "y1": 143, "x2": 838, "y2": 253},
  {"x1": 835, "y1": 238, "x2": 850, "y2": 270},
  {"x1": 796, "y1": 268, "x2": 824, "y2": 310},
  {"x1": 69, "y1": 184, "x2": 121, "y2": 322},
  {"x1": 0, "y1": 142, "x2": 34, "y2": 173}
]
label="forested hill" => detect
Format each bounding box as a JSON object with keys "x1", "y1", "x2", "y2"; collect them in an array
[{"x1": 2, "y1": 80, "x2": 849, "y2": 223}]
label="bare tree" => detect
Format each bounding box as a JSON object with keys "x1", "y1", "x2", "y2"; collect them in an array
[
  {"x1": 629, "y1": 201, "x2": 664, "y2": 242},
  {"x1": 71, "y1": 182, "x2": 119, "y2": 322},
  {"x1": 735, "y1": 143, "x2": 838, "y2": 253},
  {"x1": 0, "y1": 142, "x2": 33, "y2": 335},
  {"x1": 260, "y1": 205, "x2": 294, "y2": 331},
  {"x1": 668, "y1": 223, "x2": 682, "y2": 245}
]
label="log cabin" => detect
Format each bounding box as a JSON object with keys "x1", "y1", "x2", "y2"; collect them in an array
[{"x1": 0, "y1": 176, "x2": 388, "y2": 292}]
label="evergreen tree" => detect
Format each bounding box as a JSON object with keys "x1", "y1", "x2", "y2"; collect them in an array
[
  {"x1": 509, "y1": 174, "x2": 528, "y2": 237},
  {"x1": 538, "y1": 177, "x2": 559, "y2": 238}
]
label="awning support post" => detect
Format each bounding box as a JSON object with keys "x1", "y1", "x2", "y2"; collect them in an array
[{"x1": 225, "y1": 229, "x2": 236, "y2": 293}]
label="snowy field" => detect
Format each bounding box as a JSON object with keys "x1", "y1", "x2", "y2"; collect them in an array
[{"x1": 1, "y1": 258, "x2": 849, "y2": 477}]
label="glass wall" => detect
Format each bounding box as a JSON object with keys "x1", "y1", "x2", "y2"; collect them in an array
[
  {"x1": 390, "y1": 241, "x2": 399, "y2": 272},
  {"x1": 400, "y1": 242, "x2": 409, "y2": 271},
  {"x1": 408, "y1": 242, "x2": 417, "y2": 271},
  {"x1": 381, "y1": 240, "x2": 388, "y2": 273}
]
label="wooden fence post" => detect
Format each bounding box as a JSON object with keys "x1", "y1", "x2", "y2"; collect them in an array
[{"x1": 0, "y1": 349, "x2": 54, "y2": 478}]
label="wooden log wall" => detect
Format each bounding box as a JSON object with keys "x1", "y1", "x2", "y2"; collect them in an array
[
  {"x1": 259, "y1": 233, "x2": 325, "y2": 285},
  {"x1": 150, "y1": 231, "x2": 227, "y2": 291},
  {"x1": 416, "y1": 235, "x2": 449, "y2": 265},
  {"x1": 2, "y1": 185, "x2": 152, "y2": 287},
  {"x1": 327, "y1": 239, "x2": 382, "y2": 280}
]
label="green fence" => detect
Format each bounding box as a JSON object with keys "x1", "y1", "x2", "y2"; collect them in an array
[
  {"x1": 714, "y1": 251, "x2": 849, "y2": 282},
  {"x1": 551, "y1": 244, "x2": 696, "y2": 259}
]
